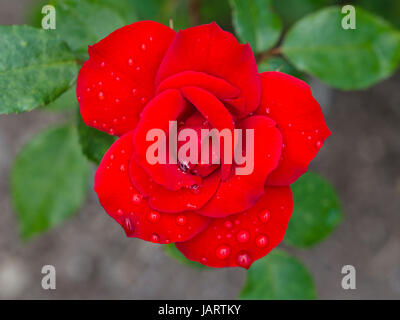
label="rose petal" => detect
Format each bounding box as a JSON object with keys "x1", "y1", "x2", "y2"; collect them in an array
[
  {"x1": 181, "y1": 86, "x2": 235, "y2": 180},
  {"x1": 95, "y1": 131, "x2": 210, "y2": 243},
  {"x1": 257, "y1": 72, "x2": 331, "y2": 186},
  {"x1": 176, "y1": 186, "x2": 293, "y2": 268},
  {"x1": 77, "y1": 21, "x2": 176, "y2": 136},
  {"x1": 129, "y1": 155, "x2": 221, "y2": 213},
  {"x1": 156, "y1": 22, "x2": 260, "y2": 117},
  {"x1": 197, "y1": 116, "x2": 282, "y2": 217},
  {"x1": 156, "y1": 71, "x2": 240, "y2": 101},
  {"x1": 132, "y1": 89, "x2": 201, "y2": 191}
]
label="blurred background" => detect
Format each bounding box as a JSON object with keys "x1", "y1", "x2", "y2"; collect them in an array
[{"x1": 0, "y1": 0, "x2": 399, "y2": 299}]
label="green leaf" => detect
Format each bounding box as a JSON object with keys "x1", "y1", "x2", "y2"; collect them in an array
[
  {"x1": 42, "y1": 86, "x2": 77, "y2": 111},
  {"x1": 46, "y1": 0, "x2": 136, "y2": 57},
  {"x1": 230, "y1": 0, "x2": 282, "y2": 53},
  {"x1": 284, "y1": 172, "x2": 342, "y2": 248},
  {"x1": 282, "y1": 6, "x2": 400, "y2": 90},
  {"x1": 200, "y1": 0, "x2": 233, "y2": 32},
  {"x1": 359, "y1": 0, "x2": 400, "y2": 29},
  {"x1": 240, "y1": 250, "x2": 316, "y2": 300},
  {"x1": 164, "y1": 244, "x2": 207, "y2": 269},
  {"x1": 11, "y1": 125, "x2": 90, "y2": 239},
  {"x1": 77, "y1": 111, "x2": 116, "y2": 164},
  {"x1": 272, "y1": 0, "x2": 334, "y2": 27},
  {"x1": 258, "y1": 57, "x2": 307, "y2": 81},
  {"x1": 0, "y1": 25, "x2": 78, "y2": 115}
]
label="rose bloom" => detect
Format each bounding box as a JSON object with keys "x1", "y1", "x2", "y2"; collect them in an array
[{"x1": 76, "y1": 21, "x2": 330, "y2": 268}]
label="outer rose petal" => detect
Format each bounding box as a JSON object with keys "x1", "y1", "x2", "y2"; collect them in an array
[
  {"x1": 197, "y1": 116, "x2": 282, "y2": 218},
  {"x1": 77, "y1": 21, "x2": 176, "y2": 136},
  {"x1": 257, "y1": 72, "x2": 331, "y2": 186},
  {"x1": 95, "y1": 131, "x2": 210, "y2": 244},
  {"x1": 132, "y1": 89, "x2": 201, "y2": 191},
  {"x1": 155, "y1": 22, "x2": 260, "y2": 117},
  {"x1": 176, "y1": 186, "x2": 293, "y2": 269}
]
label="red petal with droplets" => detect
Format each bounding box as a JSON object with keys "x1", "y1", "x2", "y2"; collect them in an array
[
  {"x1": 155, "y1": 22, "x2": 260, "y2": 117},
  {"x1": 129, "y1": 154, "x2": 221, "y2": 213},
  {"x1": 196, "y1": 116, "x2": 282, "y2": 218},
  {"x1": 77, "y1": 21, "x2": 176, "y2": 136},
  {"x1": 180, "y1": 86, "x2": 235, "y2": 180},
  {"x1": 257, "y1": 72, "x2": 331, "y2": 186},
  {"x1": 95, "y1": 131, "x2": 210, "y2": 244},
  {"x1": 132, "y1": 89, "x2": 201, "y2": 191},
  {"x1": 176, "y1": 186, "x2": 293, "y2": 268}
]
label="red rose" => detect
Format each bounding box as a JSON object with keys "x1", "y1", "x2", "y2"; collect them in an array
[{"x1": 76, "y1": 21, "x2": 330, "y2": 268}]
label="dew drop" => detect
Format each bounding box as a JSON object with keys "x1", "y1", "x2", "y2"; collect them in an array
[
  {"x1": 115, "y1": 98, "x2": 120, "y2": 103},
  {"x1": 224, "y1": 221, "x2": 233, "y2": 229},
  {"x1": 259, "y1": 210, "x2": 271, "y2": 223},
  {"x1": 316, "y1": 140, "x2": 322, "y2": 148},
  {"x1": 141, "y1": 43, "x2": 146, "y2": 50},
  {"x1": 140, "y1": 97, "x2": 147, "y2": 104},
  {"x1": 234, "y1": 219, "x2": 241, "y2": 225},
  {"x1": 201, "y1": 257, "x2": 207, "y2": 264},
  {"x1": 120, "y1": 164, "x2": 126, "y2": 171},
  {"x1": 256, "y1": 235, "x2": 268, "y2": 248},
  {"x1": 109, "y1": 129, "x2": 115, "y2": 135},
  {"x1": 216, "y1": 245, "x2": 231, "y2": 260},
  {"x1": 236, "y1": 230, "x2": 250, "y2": 243},
  {"x1": 132, "y1": 88, "x2": 137, "y2": 95},
  {"x1": 176, "y1": 215, "x2": 187, "y2": 226},
  {"x1": 132, "y1": 193, "x2": 142, "y2": 204},
  {"x1": 128, "y1": 58, "x2": 134, "y2": 66},
  {"x1": 236, "y1": 252, "x2": 252, "y2": 268},
  {"x1": 265, "y1": 107, "x2": 271, "y2": 114},
  {"x1": 124, "y1": 218, "x2": 133, "y2": 233},
  {"x1": 116, "y1": 209, "x2": 123, "y2": 216},
  {"x1": 151, "y1": 233, "x2": 160, "y2": 243},
  {"x1": 100, "y1": 61, "x2": 105, "y2": 68},
  {"x1": 98, "y1": 92, "x2": 104, "y2": 100},
  {"x1": 98, "y1": 81, "x2": 103, "y2": 86},
  {"x1": 147, "y1": 211, "x2": 160, "y2": 223}
]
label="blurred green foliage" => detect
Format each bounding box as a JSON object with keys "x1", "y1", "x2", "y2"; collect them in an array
[
  {"x1": 240, "y1": 250, "x2": 316, "y2": 300},
  {"x1": 11, "y1": 126, "x2": 89, "y2": 239},
  {"x1": 285, "y1": 172, "x2": 342, "y2": 248}
]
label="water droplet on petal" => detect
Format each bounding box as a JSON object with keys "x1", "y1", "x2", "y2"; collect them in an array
[
  {"x1": 132, "y1": 193, "x2": 142, "y2": 204},
  {"x1": 141, "y1": 43, "x2": 146, "y2": 50},
  {"x1": 256, "y1": 235, "x2": 268, "y2": 248},
  {"x1": 237, "y1": 252, "x2": 252, "y2": 268},
  {"x1": 100, "y1": 61, "x2": 105, "y2": 68},
  {"x1": 201, "y1": 257, "x2": 207, "y2": 264},
  {"x1": 98, "y1": 92, "x2": 104, "y2": 100},
  {"x1": 128, "y1": 58, "x2": 134, "y2": 66},
  {"x1": 151, "y1": 233, "x2": 160, "y2": 243},
  {"x1": 124, "y1": 218, "x2": 133, "y2": 233},
  {"x1": 147, "y1": 211, "x2": 160, "y2": 223},
  {"x1": 224, "y1": 221, "x2": 233, "y2": 229},
  {"x1": 120, "y1": 164, "x2": 126, "y2": 171},
  {"x1": 216, "y1": 245, "x2": 230, "y2": 260},
  {"x1": 116, "y1": 209, "x2": 123, "y2": 216},
  {"x1": 316, "y1": 140, "x2": 322, "y2": 148},
  {"x1": 176, "y1": 215, "x2": 187, "y2": 226},
  {"x1": 259, "y1": 210, "x2": 271, "y2": 223},
  {"x1": 236, "y1": 230, "x2": 250, "y2": 243}
]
